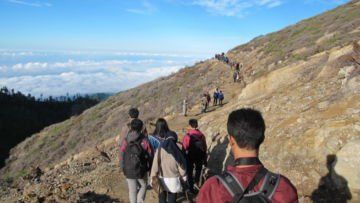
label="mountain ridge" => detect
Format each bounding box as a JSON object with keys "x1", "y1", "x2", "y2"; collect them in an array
[{"x1": 1, "y1": 1, "x2": 359, "y2": 202}]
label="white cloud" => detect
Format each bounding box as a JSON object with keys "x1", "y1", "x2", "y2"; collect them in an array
[
  {"x1": 192, "y1": 0, "x2": 283, "y2": 17},
  {"x1": 126, "y1": 0, "x2": 157, "y2": 15},
  {"x1": 7, "y1": 0, "x2": 52, "y2": 7},
  {"x1": 0, "y1": 65, "x2": 183, "y2": 96},
  {"x1": 0, "y1": 54, "x2": 203, "y2": 96}
]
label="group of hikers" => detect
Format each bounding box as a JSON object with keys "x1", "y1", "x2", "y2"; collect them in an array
[
  {"x1": 200, "y1": 88, "x2": 224, "y2": 114},
  {"x1": 215, "y1": 52, "x2": 243, "y2": 83},
  {"x1": 116, "y1": 107, "x2": 299, "y2": 203}
]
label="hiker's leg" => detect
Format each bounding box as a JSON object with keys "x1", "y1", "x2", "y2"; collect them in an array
[
  {"x1": 126, "y1": 179, "x2": 137, "y2": 203},
  {"x1": 136, "y1": 178, "x2": 147, "y2": 203},
  {"x1": 187, "y1": 160, "x2": 195, "y2": 190},
  {"x1": 167, "y1": 192, "x2": 177, "y2": 203},
  {"x1": 194, "y1": 162, "x2": 203, "y2": 185},
  {"x1": 158, "y1": 191, "x2": 167, "y2": 203}
]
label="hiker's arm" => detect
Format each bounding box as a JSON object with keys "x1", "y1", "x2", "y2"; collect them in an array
[
  {"x1": 177, "y1": 151, "x2": 187, "y2": 179},
  {"x1": 118, "y1": 138, "x2": 126, "y2": 171},
  {"x1": 149, "y1": 149, "x2": 159, "y2": 184}
]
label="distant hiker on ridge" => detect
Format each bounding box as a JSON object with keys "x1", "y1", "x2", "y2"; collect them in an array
[
  {"x1": 197, "y1": 108, "x2": 298, "y2": 203},
  {"x1": 213, "y1": 88, "x2": 219, "y2": 106},
  {"x1": 201, "y1": 94, "x2": 208, "y2": 114},
  {"x1": 218, "y1": 91, "x2": 224, "y2": 106}
]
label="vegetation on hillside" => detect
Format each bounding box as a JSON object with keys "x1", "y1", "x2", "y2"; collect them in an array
[{"x1": 0, "y1": 87, "x2": 100, "y2": 168}]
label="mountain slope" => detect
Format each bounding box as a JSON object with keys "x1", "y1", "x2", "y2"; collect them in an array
[{"x1": 1, "y1": 1, "x2": 359, "y2": 202}]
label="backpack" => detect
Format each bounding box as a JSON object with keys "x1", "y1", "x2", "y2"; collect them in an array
[
  {"x1": 188, "y1": 134, "x2": 206, "y2": 162},
  {"x1": 123, "y1": 135, "x2": 150, "y2": 179},
  {"x1": 219, "y1": 93, "x2": 224, "y2": 100},
  {"x1": 216, "y1": 168, "x2": 281, "y2": 203},
  {"x1": 149, "y1": 135, "x2": 162, "y2": 151}
]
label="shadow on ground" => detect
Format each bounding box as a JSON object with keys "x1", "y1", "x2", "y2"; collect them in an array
[
  {"x1": 78, "y1": 191, "x2": 123, "y2": 203},
  {"x1": 311, "y1": 154, "x2": 352, "y2": 203}
]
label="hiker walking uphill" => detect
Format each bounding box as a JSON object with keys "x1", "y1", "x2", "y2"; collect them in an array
[
  {"x1": 148, "y1": 118, "x2": 178, "y2": 152},
  {"x1": 150, "y1": 118, "x2": 187, "y2": 203},
  {"x1": 218, "y1": 91, "x2": 224, "y2": 106},
  {"x1": 119, "y1": 119, "x2": 153, "y2": 203},
  {"x1": 182, "y1": 119, "x2": 207, "y2": 193},
  {"x1": 197, "y1": 109, "x2": 298, "y2": 203},
  {"x1": 201, "y1": 94, "x2": 208, "y2": 114},
  {"x1": 115, "y1": 108, "x2": 147, "y2": 145},
  {"x1": 213, "y1": 88, "x2": 219, "y2": 106}
]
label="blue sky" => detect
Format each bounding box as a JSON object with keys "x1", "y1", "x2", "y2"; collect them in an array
[
  {"x1": 0, "y1": 0, "x2": 350, "y2": 97},
  {"x1": 0, "y1": 0, "x2": 349, "y2": 54}
]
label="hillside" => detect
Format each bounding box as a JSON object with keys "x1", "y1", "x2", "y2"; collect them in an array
[{"x1": 1, "y1": 1, "x2": 359, "y2": 202}]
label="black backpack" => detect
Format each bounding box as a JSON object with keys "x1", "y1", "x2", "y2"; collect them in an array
[
  {"x1": 216, "y1": 167, "x2": 280, "y2": 203},
  {"x1": 188, "y1": 134, "x2": 206, "y2": 162},
  {"x1": 123, "y1": 135, "x2": 150, "y2": 179}
]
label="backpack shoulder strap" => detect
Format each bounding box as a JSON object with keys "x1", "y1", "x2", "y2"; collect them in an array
[
  {"x1": 215, "y1": 171, "x2": 244, "y2": 197},
  {"x1": 259, "y1": 171, "x2": 281, "y2": 200}
]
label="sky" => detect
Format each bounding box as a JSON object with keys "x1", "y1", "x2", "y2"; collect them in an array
[{"x1": 0, "y1": 0, "x2": 350, "y2": 97}]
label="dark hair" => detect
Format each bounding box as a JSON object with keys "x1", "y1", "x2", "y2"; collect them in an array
[
  {"x1": 189, "y1": 119, "x2": 198, "y2": 129},
  {"x1": 227, "y1": 108, "x2": 265, "y2": 150},
  {"x1": 153, "y1": 118, "x2": 170, "y2": 138},
  {"x1": 128, "y1": 108, "x2": 139, "y2": 119},
  {"x1": 130, "y1": 119, "x2": 143, "y2": 132}
]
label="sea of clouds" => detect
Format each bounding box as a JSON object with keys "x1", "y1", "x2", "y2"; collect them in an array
[{"x1": 0, "y1": 50, "x2": 208, "y2": 97}]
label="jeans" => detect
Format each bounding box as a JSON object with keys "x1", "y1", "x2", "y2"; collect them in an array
[
  {"x1": 159, "y1": 191, "x2": 177, "y2": 203},
  {"x1": 187, "y1": 159, "x2": 203, "y2": 190},
  {"x1": 126, "y1": 178, "x2": 147, "y2": 203}
]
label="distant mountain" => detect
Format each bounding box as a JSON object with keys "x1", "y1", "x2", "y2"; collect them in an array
[{"x1": 87, "y1": 93, "x2": 114, "y2": 101}]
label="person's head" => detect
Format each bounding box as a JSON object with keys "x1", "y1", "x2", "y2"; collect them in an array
[
  {"x1": 130, "y1": 118, "x2": 143, "y2": 133},
  {"x1": 189, "y1": 119, "x2": 198, "y2": 129},
  {"x1": 153, "y1": 118, "x2": 170, "y2": 138},
  {"x1": 227, "y1": 108, "x2": 265, "y2": 155},
  {"x1": 128, "y1": 108, "x2": 139, "y2": 119}
]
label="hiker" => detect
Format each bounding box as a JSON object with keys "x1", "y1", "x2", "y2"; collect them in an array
[
  {"x1": 205, "y1": 92, "x2": 211, "y2": 105},
  {"x1": 115, "y1": 108, "x2": 147, "y2": 145},
  {"x1": 201, "y1": 94, "x2": 208, "y2": 113},
  {"x1": 182, "y1": 119, "x2": 207, "y2": 193},
  {"x1": 119, "y1": 119, "x2": 153, "y2": 203},
  {"x1": 150, "y1": 119, "x2": 187, "y2": 203},
  {"x1": 148, "y1": 118, "x2": 178, "y2": 152},
  {"x1": 218, "y1": 91, "x2": 224, "y2": 106},
  {"x1": 213, "y1": 89, "x2": 219, "y2": 106},
  {"x1": 235, "y1": 63, "x2": 240, "y2": 71},
  {"x1": 233, "y1": 71, "x2": 239, "y2": 83},
  {"x1": 197, "y1": 109, "x2": 298, "y2": 203},
  {"x1": 182, "y1": 99, "x2": 188, "y2": 117}
]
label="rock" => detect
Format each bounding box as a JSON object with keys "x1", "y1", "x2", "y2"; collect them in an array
[
  {"x1": 317, "y1": 101, "x2": 330, "y2": 110},
  {"x1": 335, "y1": 139, "x2": 360, "y2": 200}
]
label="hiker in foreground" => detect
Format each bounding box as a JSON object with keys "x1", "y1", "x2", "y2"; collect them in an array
[
  {"x1": 150, "y1": 118, "x2": 187, "y2": 203},
  {"x1": 197, "y1": 108, "x2": 298, "y2": 203},
  {"x1": 182, "y1": 119, "x2": 207, "y2": 193},
  {"x1": 119, "y1": 119, "x2": 153, "y2": 203}
]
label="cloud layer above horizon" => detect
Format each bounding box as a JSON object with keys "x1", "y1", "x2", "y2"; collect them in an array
[{"x1": 0, "y1": 50, "x2": 206, "y2": 97}]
